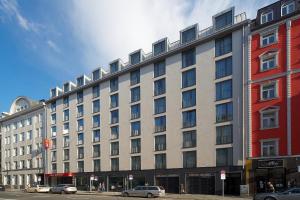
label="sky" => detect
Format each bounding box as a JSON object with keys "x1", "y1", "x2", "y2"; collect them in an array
[{"x1": 0, "y1": 0, "x2": 276, "y2": 112}]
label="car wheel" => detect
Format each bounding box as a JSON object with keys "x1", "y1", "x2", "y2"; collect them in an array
[
  {"x1": 264, "y1": 197, "x2": 276, "y2": 200},
  {"x1": 34, "y1": 189, "x2": 38, "y2": 193},
  {"x1": 123, "y1": 192, "x2": 129, "y2": 197},
  {"x1": 147, "y1": 193, "x2": 153, "y2": 198}
]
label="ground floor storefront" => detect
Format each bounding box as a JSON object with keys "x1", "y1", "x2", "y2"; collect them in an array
[
  {"x1": 247, "y1": 157, "x2": 300, "y2": 194},
  {"x1": 45, "y1": 166, "x2": 244, "y2": 195},
  {"x1": 3, "y1": 172, "x2": 44, "y2": 189}
]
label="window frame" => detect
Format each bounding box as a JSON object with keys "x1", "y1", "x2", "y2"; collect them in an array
[
  {"x1": 261, "y1": 10, "x2": 274, "y2": 24},
  {"x1": 260, "y1": 29, "x2": 278, "y2": 47},
  {"x1": 281, "y1": 1, "x2": 295, "y2": 16},
  {"x1": 260, "y1": 139, "x2": 279, "y2": 157},
  {"x1": 260, "y1": 81, "x2": 278, "y2": 101},
  {"x1": 260, "y1": 107, "x2": 279, "y2": 130}
]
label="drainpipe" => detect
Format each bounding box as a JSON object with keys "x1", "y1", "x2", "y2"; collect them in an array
[
  {"x1": 242, "y1": 24, "x2": 245, "y2": 171},
  {"x1": 286, "y1": 20, "x2": 292, "y2": 156}
]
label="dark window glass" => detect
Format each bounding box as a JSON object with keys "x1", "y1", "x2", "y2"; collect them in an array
[
  {"x1": 131, "y1": 121, "x2": 141, "y2": 137},
  {"x1": 51, "y1": 102, "x2": 56, "y2": 112},
  {"x1": 63, "y1": 97, "x2": 69, "y2": 108},
  {"x1": 77, "y1": 105, "x2": 84, "y2": 117},
  {"x1": 155, "y1": 154, "x2": 166, "y2": 169},
  {"x1": 216, "y1": 148, "x2": 233, "y2": 166},
  {"x1": 110, "y1": 78, "x2": 118, "y2": 92},
  {"x1": 111, "y1": 142, "x2": 119, "y2": 156},
  {"x1": 215, "y1": 10, "x2": 233, "y2": 30},
  {"x1": 181, "y1": 27, "x2": 196, "y2": 44},
  {"x1": 94, "y1": 159, "x2": 101, "y2": 172},
  {"x1": 78, "y1": 161, "x2": 84, "y2": 172},
  {"x1": 93, "y1": 69, "x2": 100, "y2": 81},
  {"x1": 111, "y1": 158, "x2": 119, "y2": 171},
  {"x1": 216, "y1": 102, "x2": 233, "y2": 123},
  {"x1": 93, "y1": 144, "x2": 101, "y2": 157},
  {"x1": 216, "y1": 125, "x2": 233, "y2": 145},
  {"x1": 182, "y1": 110, "x2": 196, "y2": 128},
  {"x1": 183, "y1": 151, "x2": 196, "y2": 168},
  {"x1": 131, "y1": 156, "x2": 141, "y2": 170},
  {"x1": 182, "y1": 48, "x2": 196, "y2": 68},
  {"x1": 154, "y1": 60, "x2": 166, "y2": 78},
  {"x1": 155, "y1": 116, "x2": 166, "y2": 132},
  {"x1": 182, "y1": 68, "x2": 196, "y2": 88},
  {"x1": 182, "y1": 89, "x2": 196, "y2": 108},
  {"x1": 93, "y1": 115, "x2": 100, "y2": 128},
  {"x1": 78, "y1": 147, "x2": 84, "y2": 159},
  {"x1": 92, "y1": 85, "x2": 100, "y2": 98},
  {"x1": 131, "y1": 87, "x2": 140, "y2": 102},
  {"x1": 77, "y1": 133, "x2": 84, "y2": 145},
  {"x1": 130, "y1": 52, "x2": 141, "y2": 65},
  {"x1": 93, "y1": 130, "x2": 100, "y2": 142},
  {"x1": 154, "y1": 78, "x2": 166, "y2": 96},
  {"x1": 154, "y1": 41, "x2": 166, "y2": 56},
  {"x1": 131, "y1": 104, "x2": 140, "y2": 119},
  {"x1": 155, "y1": 135, "x2": 166, "y2": 151},
  {"x1": 110, "y1": 94, "x2": 119, "y2": 108},
  {"x1": 130, "y1": 70, "x2": 140, "y2": 85},
  {"x1": 183, "y1": 130, "x2": 197, "y2": 148},
  {"x1": 111, "y1": 126, "x2": 119, "y2": 140},
  {"x1": 110, "y1": 61, "x2": 119, "y2": 73},
  {"x1": 215, "y1": 34, "x2": 232, "y2": 57},
  {"x1": 93, "y1": 100, "x2": 100, "y2": 113},
  {"x1": 111, "y1": 110, "x2": 119, "y2": 124},
  {"x1": 216, "y1": 80, "x2": 232, "y2": 101},
  {"x1": 154, "y1": 97, "x2": 166, "y2": 114},
  {"x1": 131, "y1": 138, "x2": 141, "y2": 154},
  {"x1": 77, "y1": 91, "x2": 83, "y2": 104},
  {"x1": 216, "y1": 57, "x2": 232, "y2": 79}
]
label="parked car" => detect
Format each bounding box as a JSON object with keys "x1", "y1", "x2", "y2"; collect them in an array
[
  {"x1": 122, "y1": 186, "x2": 165, "y2": 198},
  {"x1": 25, "y1": 185, "x2": 50, "y2": 193},
  {"x1": 254, "y1": 188, "x2": 300, "y2": 200},
  {"x1": 50, "y1": 184, "x2": 77, "y2": 194},
  {"x1": 0, "y1": 185, "x2": 5, "y2": 191}
]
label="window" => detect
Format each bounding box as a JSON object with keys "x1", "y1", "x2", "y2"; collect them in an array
[
  {"x1": 261, "y1": 10, "x2": 273, "y2": 24},
  {"x1": 182, "y1": 110, "x2": 196, "y2": 128},
  {"x1": 183, "y1": 130, "x2": 197, "y2": 148},
  {"x1": 78, "y1": 133, "x2": 84, "y2": 145},
  {"x1": 131, "y1": 104, "x2": 140, "y2": 119},
  {"x1": 154, "y1": 60, "x2": 166, "y2": 78},
  {"x1": 51, "y1": 139, "x2": 57, "y2": 149},
  {"x1": 131, "y1": 121, "x2": 141, "y2": 136},
  {"x1": 111, "y1": 110, "x2": 119, "y2": 124},
  {"x1": 181, "y1": 27, "x2": 197, "y2": 44},
  {"x1": 153, "y1": 40, "x2": 166, "y2": 56},
  {"x1": 93, "y1": 129, "x2": 100, "y2": 142},
  {"x1": 216, "y1": 57, "x2": 232, "y2": 79},
  {"x1": 216, "y1": 80, "x2": 232, "y2": 101},
  {"x1": 154, "y1": 97, "x2": 166, "y2": 114},
  {"x1": 93, "y1": 115, "x2": 100, "y2": 128},
  {"x1": 63, "y1": 123, "x2": 69, "y2": 134},
  {"x1": 182, "y1": 89, "x2": 196, "y2": 108},
  {"x1": 154, "y1": 78, "x2": 166, "y2": 96},
  {"x1": 110, "y1": 94, "x2": 119, "y2": 108},
  {"x1": 78, "y1": 161, "x2": 84, "y2": 172},
  {"x1": 261, "y1": 82, "x2": 277, "y2": 100},
  {"x1": 51, "y1": 102, "x2": 56, "y2": 112},
  {"x1": 93, "y1": 144, "x2": 101, "y2": 157},
  {"x1": 20, "y1": 146, "x2": 25, "y2": 155},
  {"x1": 282, "y1": 1, "x2": 295, "y2": 16},
  {"x1": 183, "y1": 151, "x2": 196, "y2": 168},
  {"x1": 93, "y1": 100, "x2": 100, "y2": 113},
  {"x1": 155, "y1": 116, "x2": 166, "y2": 132},
  {"x1": 111, "y1": 158, "x2": 119, "y2": 171},
  {"x1": 78, "y1": 147, "x2": 84, "y2": 159},
  {"x1": 92, "y1": 85, "x2": 100, "y2": 98},
  {"x1": 110, "y1": 61, "x2": 119, "y2": 73},
  {"x1": 77, "y1": 119, "x2": 84, "y2": 131},
  {"x1": 51, "y1": 126, "x2": 57, "y2": 137},
  {"x1": 155, "y1": 154, "x2": 166, "y2": 169},
  {"x1": 77, "y1": 91, "x2": 83, "y2": 104},
  {"x1": 130, "y1": 70, "x2": 140, "y2": 85},
  {"x1": 182, "y1": 48, "x2": 196, "y2": 68},
  {"x1": 93, "y1": 69, "x2": 100, "y2": 80},
  {"x1": 27, "y1": 145, "x2": 32, "y2": 154},
  {"x1": 215, "y1": 10, "x2": 233, "y2": 30},
  {"x1": 63, "y1": 109, "x2": 69, "y2": 121},
  {"x1": 216, "y1": 125, "x2": 233, "y2": 145},
  {"x1": 51, "y1": 151, "x2": 57, "y2": 162},
  {"x1": 27, "y1": 131, "x2": 32, "y2": 140},
  {"x1": 111, "y1": 142, "x2": 119, "y2": 156},
  {"x1": 52, "y1": 163, "x2": 57, "y2": 172},
  {"x1": 216, "y1": 102, "x2": 233, "y2": 123},
  {"x1": 216, "y1": 148, "x2": 233, "y2": 166},
  {"x1": 64, "y1": 162, "x2": 70, "y2": 173},
  {"x1": 261, "y1": 32, "x2": 276, "y2": 46},
  {"x1": 261, "y1": 54, "x2": 277, "y2": 71},
  {"x1": 63, "y1": 136, "x2": 70, "y2": 147},
  {"x1": 131, "y1": 138, "x2": 141, "y2": 154},
  {"x1": 51, "y1": 114, "x2": 56, "y2": 124},
  {"x1": 110, "y1": 77, "x2": 118, "y2": 92},
  {"x1": 261, "y1": 108, "x2": 279, "y2": 129},
  {"x1": 94, "y1": 159, "x2": 101, "y2": 172},
  {"x1": 20, "y1": 132, "x2": 25, "y2": 141},
  {"x1": 182, "y1": 68, "x2": 196, "y2": 88},
  {"x1": 131, "y1": 156, "x2": 141, "y2": 170},
  {"x1": 262, "y1": 140, "x2": 278, "y2": 156},
  {"x1": 77, "y1": 77, "x2": 84, "y2": 86},
  {"x1": 155, "y1": 135, "x2": 166, "y2": 151},
  {"x1": 130, "y1": 52, "x2": 141, "y2": 65},
  {"x1": 77, "y1": 105, "x2": 84, "y2": 118},
  {"x1": 215, "y1": 34, "x2": 232, "y2": 57},
  {"x1": 63, "y1": 97, "x2": 69, "y2": 108},
  {"x1": 131, "y1": 87, "x2": 140, "y2": 102},
  {"x1": 111, "y1": 126, "x2": 119, "y2": 140},
  {"x1": 64, "y1": 149, "x2": 69, "y2": 160}
]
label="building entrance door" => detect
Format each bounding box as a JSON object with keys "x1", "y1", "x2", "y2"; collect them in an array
[{"x1": 156, "y1": 176, "x2": 179, "y2": 193}]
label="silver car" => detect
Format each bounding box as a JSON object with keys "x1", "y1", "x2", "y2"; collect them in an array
[
  {"x1": 122, "y1": 186, "x2": 165, "y2": 198},
  {"x1": 254, "y1": 188, "x2": 300, "y2": 200},
  {"x1": 50, "y1": 184, "x2": 77, "y2": 194}
]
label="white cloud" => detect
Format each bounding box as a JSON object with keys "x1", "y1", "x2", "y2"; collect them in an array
[{"x1": 47, "y1": 40, "x2": 61, "y2": 53}]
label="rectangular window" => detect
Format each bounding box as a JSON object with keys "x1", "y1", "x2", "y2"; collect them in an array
[
  {"x1": 182, "y1": 48, "x2": 196, "y2": 68},
  {"x1": 182, "y1": 110, "x2": 196, "y2": 128},
  {"x1": 183, "y1": 151, "x2": 196, "y2": 168},
  {"x1": 154, "y1": 97, "x2": 166, "y2": 114},
  {"x1": 93, "y1": 115, "x2": 100, "y2": 128},
  {"x1": 262, "y1": 140, "x2": 278, "y2": 156},
  {"x1": 282, "y1": 1, "x2": 295, "y2": 16},
  {"x1": 77, "y1": 77, "x2": 84, "y2": 87},
  {"x1": 130, "y1": 70, "x2": 140, "y2": 85},
  {"x1": 216, "y1": 80, "x2": 232, "y2": 101},
  {"x1": 64, "y1": 162, "x2": 70, "y2": 173},
  {"x1": 111, "y1": 126, "x2": 119, "y2": 140},
  {"x1": 77, "y1": 133, "x2": 84, "y2": 145},
  {"x1": 110, "y1": 94, "x2": 119, "y2": 108},
  {"x1": 111, "y1": 110, "x2": 119, "y2": 124},
  {"x1": 77, "y1": 91, "x2": 83, "y2": 104},
  {"x1": 154, "y1": 78, "x2": 166, "y2": 96},
  {"x1": 182, "y1": 68, "x2": 196, "y2": 88},
  {"x1": 261, "y1": 56, "x2": 276, "y2": 71},
  {"x1": 131, "y1": 104, "x2": 140, "y2": 119},
  {"x1": 77, "y1": 105, "x2": 84, "y2": 118},
  {"x1": 215, "y1": 10, "x2": 233, "y2": 30},
  {"x1": 216, "y1": 102, "x2": 233, "y2": 123},
  {"x1": 131, "y1": 138, "x2": 141, "y2": 154},
  {"x1": 63, "y1": 97, "x2": 69, "y2": 108},
  {"x1": 131, "y1": 156, "x2": 141, "y2": 170},
  {"x1": 262, "y1": 33, "x2": 276, "y2": 46},
  {"x1": 63, "y1": 123, "x2": 69, "y2": 134},
  {"x1": 93, "y1": 144, "x2": 101, "y2": 157},
  {"x1": 110, "y1": 61, "x2": 119, "y2": 73},
  {"x1": 51, "y1": 138, "x2": 57, "y2": 149},
  {"x1": 110, "y1": 77, "x2": 118, "y2": 92},
  {"x1": 155, "y1": 135, "x2": 166, "y2": 151},
  {"x1": 181, "y1": 27, "x2": 197, "y2": 44},
  {"x1": 51, "y1": 151, "x2": 57, "y2": 162},
  {"x1": 261, "y1": 109, "x2": 278, "y2": 129},
  {"x1": 77, "y1": 119, "x2": 84, "y2": 131},
  {"x1": 64, "y1": 136, "x2": 70, "y2": 147},
  {"x1": 131, "y1": 121, "x2": 141, "y2": 137},
  {"x1": 92, "y1": 85, "x2": 100, "y2": 98},
  {"x1": 111, "y1": 158, "x2": 119, "y2": 171},
  {"x1": 155, "y1": 154, "x2": 166, "y2": 169},
  {"x1": 153, "y1": 40, "x2": 166, "y2": 56},
  {"x1": 261, "y1": 11, "x2": 273, "y2": 24},
  {"x1": 183, "y1": 130, "x2": 197, "y2": 148},
  {"x1": 215, "y1": 34, "x2": 232, "y2": 57},
  {"x1": 216, "y1": 148, "x2": 233, "y2": 166},
  {"x1": 93, "y1": 100, "x2": 100, "y2": 113},
  {"x1": 78, "y1": 147, "x2": 84, "y2": 159},
  {"x1": 216, "y1": 125, "x2": 233, "y2": 145},
  {"x1": 51, "y1": 102, "x2": 56, "y2": 112},
  {"x1": 78, "y1": 161, "x2": 84, "y2": 172},
  {"x1": 64, "y1": 149, "x2": 69, "y2": 160},
  {"x1": 52, "y1": 163, "x2": 57, "y2": 172},
  {"x1": 261, "y1": 83, "x2": 277, "y2": 100},
  {"x1": 155, "y1": 116, "x2": 166, "y2": 132},
  {"x1": 94, "y1": 159, "x2": 101, "y2": 172},
  {"x1": 182, "y1": 89, "x2": 196, "y2": 108},
  {"x1": 51, "y1": 114, "x2": 56, "y2": 124},
  {"x1": 93, "y1": 69, "x2": 100, "y2": 80},
  {"x1": 216, "y1": 56, "x2": 232, "y2": 79},
  {"x1": 111, "y1": 142, "x2": 119, "y2": 156},
  {"x1": 93, "y1": 129, "x2": 100, "y2": 142},
  {"x1": 63, "y1": 109, "x2": 69, "y2": 121},
  {"x1": 130, "y1": 52, "x2": 141, "y2": 65},
  {"x1": 51, "y1": 126, "x2": 56, "y2": 137},
  {"x1": 154, "y1": 60, "x2": 166, "y2": 78},
  {"x1": 131, "y1": 87, "x2": 140, "y2": 102}
]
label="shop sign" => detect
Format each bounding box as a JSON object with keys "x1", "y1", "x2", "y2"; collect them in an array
[
  {"x1": 258, "y1": 159, "x2": 284, "y2": 168},
  {"x1": 188, "y1": 173, "x2": 214, "y2": 177}
]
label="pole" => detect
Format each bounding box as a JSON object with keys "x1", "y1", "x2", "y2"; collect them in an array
[{"x1": 222, "y1": 179, "x2": 224, "y2": 198}]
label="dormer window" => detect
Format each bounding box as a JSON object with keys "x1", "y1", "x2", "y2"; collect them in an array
[
  {"x1": 214, "y1": 9, "x2": 233, "y2": 30},
  {"x1": 51, "y1": 89, "x2": 56, "y2": 98},
  {"x1": 77, "y1": 77, "x2": 84, "y2": 87},
  {"x1": 110, "y1": 61, "x2": 119, "y2": 73},
  {"x1": 260, "y1": 51, "x2": 278, "y2": 72},
  {"x1": 282, "y1": 1, "x2": 295, "y2": 16},
  {"x1": 261, "y1": 10, "x2": 273, "y2": 24},
  {"x1": 181, "y1": 25, "x2": 198, "y2": 44},
  {"x1": 93, "y1": 69, "x2": 100, "y2": 81},
  {"x1": 64, "y1": 83, "x2": 70, "y2": 93},
  {"x1": 153, "y1": 39, "x2": 167, "y2": 56},
  {"x1": 130, "y1": 51, "x2": 142, "y2": 65}
]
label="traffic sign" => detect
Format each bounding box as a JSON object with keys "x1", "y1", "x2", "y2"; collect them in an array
[
  {"x1": 129, "y1": 174, "x2": 133, "y2": 180},
  {"x1": 220, "y1": 170, "x2": 226, "y2": 180}
]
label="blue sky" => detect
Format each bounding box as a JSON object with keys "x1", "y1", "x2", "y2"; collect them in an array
[{"x1": 0, "y1": 0, "x2": 275, "y2": 112}]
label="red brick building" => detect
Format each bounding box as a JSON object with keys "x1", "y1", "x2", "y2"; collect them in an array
[{"x1": 247, "y1": 0, "x2": 300, "y2": 193}]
